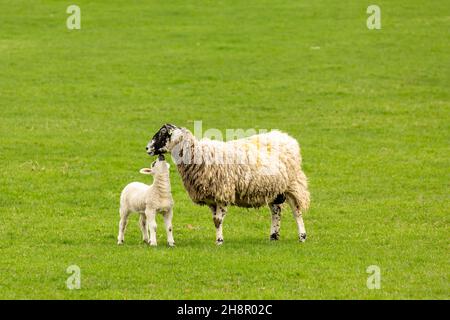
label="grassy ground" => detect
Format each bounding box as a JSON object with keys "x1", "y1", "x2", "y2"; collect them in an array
[{"x1": 0, "y1": 0, "x2": 448, "y2": 299}]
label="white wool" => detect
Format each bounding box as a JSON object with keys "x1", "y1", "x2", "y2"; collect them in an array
[
  {"x1": 171, "y1": 128, "x2": 309, "y2": 210},
  {"x1": 146, "y1": 124, "x2": 310, "y2": 245},
  {"x1": 117, "y1": 160, "x2": 174, "y2": 247}
]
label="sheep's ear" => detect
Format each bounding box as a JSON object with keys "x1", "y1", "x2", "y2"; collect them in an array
[{"x1": 139, "y1": 168, "x2": 153, "y2": 175}]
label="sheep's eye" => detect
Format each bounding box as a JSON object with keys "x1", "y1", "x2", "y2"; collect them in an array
[{"x1": 151, "y1": 161, "x2": 156, "y2": 167}]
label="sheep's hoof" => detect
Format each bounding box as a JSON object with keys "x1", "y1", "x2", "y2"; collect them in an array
[
  {"x1": 299, "y1": 233, "x2": 307, "y2": 242},
  {"x1": 168, "y1": 242, "x2": 175, "y2": 247},
  {"x1": 117, "y1": 240, "x2": 124, "y2": 245},
  {"x1": 149, "y1": 242, "x2": 157, "y2": 247},
  {"x1": 270, "y1": 233, "x2": 280, "y2": 241},
  {"x1": 216, "y1": 238, "x2": 224, "y2": 246}
]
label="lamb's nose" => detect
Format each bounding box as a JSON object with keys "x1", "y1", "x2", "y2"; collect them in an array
[{"x1": 146, "y1": 147, "x2": 149, "y2": 151}]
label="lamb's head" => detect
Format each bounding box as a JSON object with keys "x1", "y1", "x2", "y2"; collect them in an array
[
  {"x1": 140, "y1": 155, "x2": 170, "y2": 176},
  {"x1": 146, "y1": 123, "x2": 183, "y2": 156}
]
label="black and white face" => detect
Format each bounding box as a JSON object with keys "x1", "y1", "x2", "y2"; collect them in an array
[{"x1": 146, "y1": 124, "x2": 178, "y2": 156}]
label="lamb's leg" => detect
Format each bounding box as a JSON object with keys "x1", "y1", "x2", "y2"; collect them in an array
[
  {"x1": 209, "y1": 204, "x2": 227, "y2": 245},
  {"x1": 139, "y1": 213, "x2": 149, "y2": 244},
  {"x1": 163, "y1": 209, "x2": 175, "y2": 247},
  {"x1": 269, "y1": 203, "x2": 282, "y2": 240},
  {"x1": 145, "y1": 208, "x2": 157, "y2": 246},
  {"x1": 117, "y1": 207, "x2": 130, "y2": 245},
  {"x1": 288, "y1": 198, "x2": 307, "y2": 242}
]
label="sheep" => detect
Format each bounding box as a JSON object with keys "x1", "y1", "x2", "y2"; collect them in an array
[
  {"x1": 117, "y1": 155, "x2": 175, "y2": 247},
  {"x1": 145, "y1": 124, "x2": 310, "y2": 245}
]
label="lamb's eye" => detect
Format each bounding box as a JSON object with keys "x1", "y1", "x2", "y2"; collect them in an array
[{"x1": 151, "y1": 161, "x2": 156, "y2": 167}]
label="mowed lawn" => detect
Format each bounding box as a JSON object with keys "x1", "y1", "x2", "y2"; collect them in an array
[{"x1": 0, "y1": 0, "x2": 448, "y2": 299}]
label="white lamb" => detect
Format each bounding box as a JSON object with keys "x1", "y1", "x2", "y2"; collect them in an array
[
  {"x1": 145, "y1": 124, "x2": 310, "y2": 245},
  {"x1": 117, "y1": 155, "x2": 175, "y2": 247}
]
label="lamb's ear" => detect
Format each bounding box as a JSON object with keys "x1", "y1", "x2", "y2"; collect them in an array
[
  {"x1": 166, "y1": 163, "x2": 171, "y2": 170},
  {"x1": 139, "y1": 168, "x2": 153, "y2": 175}
]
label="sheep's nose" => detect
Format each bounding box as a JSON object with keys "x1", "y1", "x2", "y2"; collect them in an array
[{"x1": 146, "y1": 147, "x2": 154, "y2": 156}]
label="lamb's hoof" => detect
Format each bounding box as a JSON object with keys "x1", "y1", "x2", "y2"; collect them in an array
[
  {"x1": 299, "y1": 233, "x2": 307, "y2": 242},
  {"x1": 149, "y1": 242, "x2": 157, "y2": 247},
  {"x1": 117, "y1": 240, "x2": 124, "y2": 245},
  {"x1": 168, "y1": 242, "x2": 176, "y2": 247},
  {"x1": 216, "y1": 238, "x2": 224, "y2": 246},
  {"x1": 270, "y1": 233, "x2": 280, "y2": 241}
]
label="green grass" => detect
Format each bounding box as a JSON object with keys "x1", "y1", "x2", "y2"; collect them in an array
[{"x1": 0, "y1": 0, "x2": 449, "y2": 299}]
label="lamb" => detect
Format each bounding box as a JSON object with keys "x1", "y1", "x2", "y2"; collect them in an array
[
  {"x1": 145, "y1": 124, "x2": 310, "y2": 245},
  {"x1": 117, "y1": 155, "x2": 175, "y2": 247}
]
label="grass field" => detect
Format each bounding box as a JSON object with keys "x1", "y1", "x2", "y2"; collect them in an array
[{"x1": 0, "y1": 0, "x2": 448, "y2": 299}]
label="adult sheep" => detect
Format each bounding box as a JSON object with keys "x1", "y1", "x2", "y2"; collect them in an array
[{"x1": 146, "y1": 124, "x2": 310, "y2": 245}]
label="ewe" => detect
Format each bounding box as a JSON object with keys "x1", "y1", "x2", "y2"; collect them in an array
[
  {"x1": 117, "y1": 155, "x2": 174, "y2": 247},
  {"x1": 146, "y1": 124, "x2": 310, "y2": 245}
]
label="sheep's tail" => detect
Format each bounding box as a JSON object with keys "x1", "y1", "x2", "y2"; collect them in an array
[
  {"x1": 287, "y1": 170, "x2": 310, "y2": 212},
  {"x1": 300, "y1": 187, "x2": 311, "y2": 212}
]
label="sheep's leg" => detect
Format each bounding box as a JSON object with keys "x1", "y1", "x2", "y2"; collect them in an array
[
  {"x1": 294, "y1": 211, "x2": 307, "y2": 242},
  {"x1": 117, "y1": 207, "x2": 130, "y2": 245},
  {"x1": 139, "y1": 213, "x2": 149, "y2": 244},
  {"x1": 145, "y1": 208, "x2": 157, "y2": 246},
  {"x1": 209, "y1": 204, "x2": 227, "y2": 245},
  {"x1": 269, "y1": 203, "x2": 282, "y2": 240},
  {"x1": 288, "y1": 198, "x2": 307, "y2": 242},
  {"x1": 163, "y1": 209, "x2": 175, "y2": 247}
]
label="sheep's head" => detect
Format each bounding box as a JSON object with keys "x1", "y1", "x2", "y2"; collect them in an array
[
  {"x1": 139, "y1": 155, "x2": 170, "y2": 175},
  {"x1": 146, "y1": 124, "x2": 182, "y2": 156}
]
